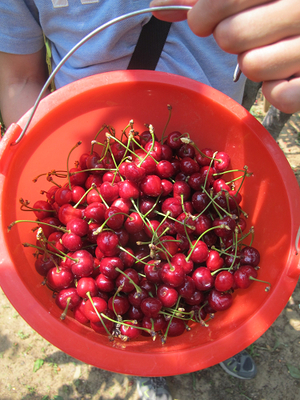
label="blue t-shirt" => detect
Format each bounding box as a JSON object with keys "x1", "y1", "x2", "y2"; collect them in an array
[{"x1": 0, "y1": 0, "x2": 246, "y2": 103}]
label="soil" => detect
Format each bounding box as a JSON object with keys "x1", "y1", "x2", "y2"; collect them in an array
[{"x1": 0, "y1": 97, "x2": 300, "y2": 400}]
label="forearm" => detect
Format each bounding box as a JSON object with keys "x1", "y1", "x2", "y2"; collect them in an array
[
  {"x1": 0, "y1": 48, "x2": 50, "y2": 128},
  {"x1": 0, "y1": 81, "x2": 50, "y2": 128}
]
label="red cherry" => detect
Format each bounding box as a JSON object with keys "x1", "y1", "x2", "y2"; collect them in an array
[
  {"x1": 115, "y1": 268, "x2": 139, "y2": 293},
  {"x1": 161, "y1": 197, "x2": 182, "y2": 218},
  {"x1": 55, "y1": 186, "x2": 73, "y2": 206},
  {"x1": 96, "y1": 231, "x2": 120, "y2": 256},
  {"x1": 32, "y1": 200, "x2": 55, "y2": 220},
  {"x1": 140, "y1": 297, "x2": 162, "y2": 318},
  {"x1": 76, "y1": 277, "x2": 98, "y2": 298},
  {"x1": 166, "y1": 131, "x2": 183, "y2": 150},
  {"x1": 118, "y1": 179, "x2": 140, "y2": 200},
  {"x1": 100, "y1": 182, "x2": 119, "y2": 204},
  {"x1": 192, "y1": 267, "x2": 214, "y2": 291},
  {"x1": 206, "y1": 250, "x2": 224, "y2": 271},
  {"x1": 55, "y1": 287, "x2": 81, "y2": 312},
  {"x1": 142, "y1": 315, "x2": 167, "y2": 333},
  {"x1": 58, "y1": 204, "x2": 84, "y2": 225},
  {"x1": 108, "y1": 293, "x2": 130, "y2": 315},
  {"x1": 61, "y1": 232, "x2": 83, "y2": 252},
  {"x1": 214, "y1": 151, "x2": 230, "y2": 172},
  {"x1": 159, "y1": 261, "x2": 185, "y2": 288},
  {"x1": 214, "y1": 271, "x2": 234, "y2": 292},
  {"x1": 208, "y1": 288, "x2": 233, "y2": 311},
  {"x1": 84, "y1": 174, "x2": 103, "y2": 190},
  {"x1": 180, "y1": 157, "x2": 200, "y2": 175},
  {"x1": 140, "y1": 175, "x2": 162, "y2": 197},
  {"x1": 120, "y1": 321, "x2": 141, "y2": 340},
  {"x1": 176, "y1": 276, "x2": 196, "y2": 300},
  {"x1": 104, "y1": 206, "x2": 125, "y2": 230},
  {"x1": 70, "y1": 249, "x2": 95, "y2": 278},
  {"x1": 133, "y1": 149, "x2": 157, "y2": 174},
  {"x1": 191, "y1": 191, "x2": 210, "y2": 213},
  {"x1": 160, "y1": 143, "x2": 173, "y2": 161},
  {"x1": 157, "y1": 284, "x2": 179, "y2": 307},
  {"x1": 173, "y1": 180, "x2": 191, "y2": 201},
  {"x1": 172, "y1": 253, "x2": 193, "y2": 274},
  {"x1": 195, "y1": 148, "x2": 214, "y2": 166},
  {"x1": 240, "y1": 246, "x2": 260, "y2": 267},
  {"x1": 35, "y1": 254, "x2": 57, "y2": 276},
  {"x1": 84, "y1": 296, "x2": 108, "y2": 323},
  {"x1": 95, "y1": 273, "x2": 115, "y2": 293},
  {"x1": 157, "y1": 235, "x2": 179, "y2": 260},
  {"x1": 164, "y1": 317, "x2": 186, "y2": 337},
  {"x1": 233, "y1": 265, "x2": 258, "y2": 289},
  {"x1": 100, "y1": 256, "x2": 124, "y2": 280},
  {"x1": 177, "y1": 143, "x2": 195, "y2": 159},
  {"x1": 156, "y1": 160, "x2": 175, "y2": 179},
  {"x1": 46, "y1": 267, "x2": 74, "y2": 291},
  {"x1": 188, "y1": 240, "x2": 209, "y2": 263},
  {"x1": 124, "y1": 212, "x2": 144, "y2": 234},
  {"x1": 90, "y1": 310, "x2": 115, "y2": 334}
]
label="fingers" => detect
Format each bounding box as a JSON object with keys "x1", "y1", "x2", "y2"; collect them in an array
[
  {"x1": 188, "y1": 0, "x2": 270, "y2": 37},
  {"x1": 239, "y1": 36, "x2": 300, "y2": 82},
  {"x1": 150, "y1": 0, "x2": 196, "y2": 22},
  {"x1": 262, "y1": 77, "x2": 300, "y2": 114},
  {"x1": 211, "y1": 0, "x2": 300, "y2": 54}
]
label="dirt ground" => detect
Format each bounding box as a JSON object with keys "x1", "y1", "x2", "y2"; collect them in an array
[{"x1": 0, "y1": 96, "x2": 300, "y2": 400}]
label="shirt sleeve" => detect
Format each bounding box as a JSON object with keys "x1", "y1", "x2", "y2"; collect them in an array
[{"x1": 0, "y1": 1, "x2": 44, "y2": 54}]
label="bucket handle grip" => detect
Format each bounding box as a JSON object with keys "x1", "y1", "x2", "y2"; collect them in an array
[{"x1": 10, "y1": 5, "x2": 241, "y2": 146}]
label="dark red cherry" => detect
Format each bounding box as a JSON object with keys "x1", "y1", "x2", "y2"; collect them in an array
[
  {"x1": 192, "y1": 267, "x2": 214, "y2": 291},
  {"x1": 208, "y1": 288, "x2": 233, "y2": 311},
  {"x1": 140, "y1": 297, "x2": 162, "y2": 318},
  {"x1": 240, "y1": 246, "x2": 260, "y2": 267}
]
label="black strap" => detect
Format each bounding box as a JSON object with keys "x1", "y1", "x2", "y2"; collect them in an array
[{"x1": 127, "y1": 16, "x2": 172, "y2": 70}]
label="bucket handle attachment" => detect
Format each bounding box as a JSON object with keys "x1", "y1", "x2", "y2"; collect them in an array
[
  {"x1": 295, "y1": 225, "x2": 300, "y2": 255},
  {"x1": 10, "y1": 5, "x2": 241, "y2": 146}
]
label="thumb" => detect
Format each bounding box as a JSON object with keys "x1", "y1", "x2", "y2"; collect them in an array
[
  {"x1": 150, "y1": 0, "x2": 197, "y2": 22},
  {"x1": 262, "y1": 76, "x2": 300, "y2": 114}
]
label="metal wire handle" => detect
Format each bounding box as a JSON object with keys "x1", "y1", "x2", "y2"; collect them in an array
[{"x1": 11, "y1": 5, "x2": 240, "y2": 145}]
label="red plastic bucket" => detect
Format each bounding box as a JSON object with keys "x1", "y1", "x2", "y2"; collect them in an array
[{"x1": 0, "y1": 70, "x2": 299, "y2": 376}]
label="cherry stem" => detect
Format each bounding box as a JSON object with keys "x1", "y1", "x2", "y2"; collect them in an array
[
  {"x1": 90, "y1": 125, "x2": 107, "y2": 154},
  {"x1": 8, "y1": 219, "x2": 68, "y2": 233},
  {"x1": 186, "y1": 224, "x2": 226, "y2": 262},
  {"x1": 181, "y1": 135, "x2": 222, "y2": 163},
  {"x1": 73, "y1": 184, "x2": 96, "y2": 209},
  {"x1": 154, "y1": 210, "x2": 195, "y2": 231},
  {"x1": 162, "y1": 295, "x2": 182, "y2": 343},
  {"x1": 22, "y1": 242, "x2": 77, "y2": 262},
  {"x1": 86, "y1": 291, "x2": 113, "y2": 338},
  {"x1": 60, "y1": 296, "x2": 71, "y2": 320},
  {"x1": 234, "y1": 165, "x2": 250, "y2": 196},
  {"x1": 67, "y1": 141, "x2": 82, "y2": 190},
  {"x1": 19, "y1": 198, "x2": 56, "y2": 214},
  {"x1": 160, "y1": 104, "x2": 172, "y2": 144},
  {"x1": 115, "y1": 268, "x2": 142, "y2": 293},
  {"x1": 249, "y1": 276, "x2": 271, "y2": 292}
]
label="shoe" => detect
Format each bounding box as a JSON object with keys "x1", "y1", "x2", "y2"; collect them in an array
[
  {"x1": 219, "y1": 350, "x2": 257, "y2": 380},
  {"x1": 137, "y1": 377, "x2": 172, "y2": 400}
]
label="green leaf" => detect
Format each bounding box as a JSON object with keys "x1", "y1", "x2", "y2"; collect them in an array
[
  {"x1": 53, "y1": 396, "x2": 64, "y2": 400},
  {"x1": 33, "y1": 358, "x2": 44, "y2": 373},
  {"x1": 287, "y1": 364, "x2": 300, "y2": 379}
]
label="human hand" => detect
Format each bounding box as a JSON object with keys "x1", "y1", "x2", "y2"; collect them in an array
[{"x1": 150, "y1": 0, "x2": 300, "y2": 114}]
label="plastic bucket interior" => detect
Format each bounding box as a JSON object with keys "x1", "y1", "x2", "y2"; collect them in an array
[{"x1": 0, "y1": 70, "x2": 299, "y2": 377}]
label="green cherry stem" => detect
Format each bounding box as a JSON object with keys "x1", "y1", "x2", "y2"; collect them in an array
[
  {"x1": 160, "y1": 104, "x2": 172, "y2": 144},
  {"x1": 67, "y1": 141, "x2": 82, "y2": 190}
]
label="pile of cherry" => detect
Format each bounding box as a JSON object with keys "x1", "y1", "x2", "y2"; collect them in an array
[{"x1": 10, "y1": 121, "x2": 270, "y2": 343}]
